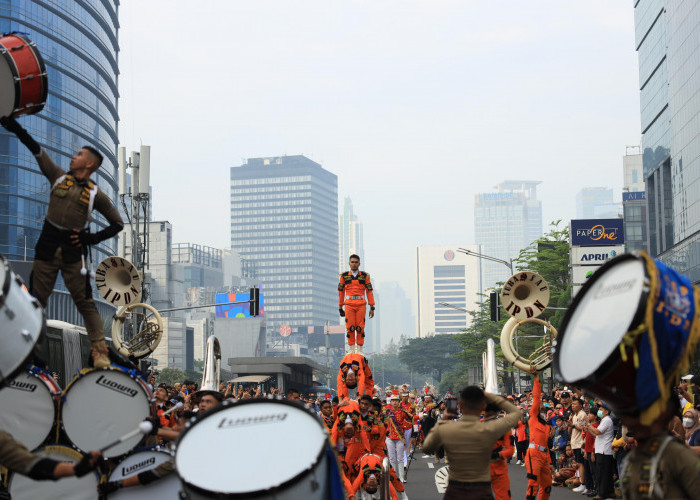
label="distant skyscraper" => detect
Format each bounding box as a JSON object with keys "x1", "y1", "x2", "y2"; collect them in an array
[
  {"x1": 474, "y1": 181, "x2": 543, "y2": 290},
  {"x1": 622, "y1": 148, "x2": 647, "y2": 253},
  {"x1": 339, "y1": 197, "x2": 364, "y2": 271},
  {"x1": 377, "y1": 281, "x2": 414, "y2": 349},
  {"x1": 230, "y1": 156, "x2": 339, "y2": 332},
  {"x1": 415, "y1": 245, "x2": 480, "y2": 337},
  {"x1": 634, "y1": 1, "x2": 700, "y2": 282},
  {"x1": 576, "y1": 188, "x2": 620, "y2": 219}
]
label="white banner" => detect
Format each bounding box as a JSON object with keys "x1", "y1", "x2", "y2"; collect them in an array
[
  {"x1": 570, "y1": 245, "x2": 624, "y2": 266},
  {"x1": 572, "y1": 265, "x2": 601, "y2": 284}
]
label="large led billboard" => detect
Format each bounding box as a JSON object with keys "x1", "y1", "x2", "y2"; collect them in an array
[{"x1": 215, "y1": 291, "x2": 264, "y2": 318}]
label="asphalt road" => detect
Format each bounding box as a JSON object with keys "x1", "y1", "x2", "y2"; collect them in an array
[{"x1": 403, "y1": 453, "x2": 586, "y2": 500}]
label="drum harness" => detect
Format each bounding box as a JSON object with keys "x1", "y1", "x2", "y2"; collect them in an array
[{"x1": 620, "y1": 433, "x2": 675, "y2": 499}]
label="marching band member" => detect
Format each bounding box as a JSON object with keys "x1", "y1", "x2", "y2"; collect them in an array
[
  {"x1": 484, "y1": 402, "x2": 514, "y2": 500},
  {"x1": 400, "y1": 392, "x2": 415, "y2": 469},
  {"x1": 338, "y1": 254, "x2": 375, "y2": 351},
  {"x1": 320, "y1": 399, "x2": 336, "y2": 431},
  {"x1": 331, "y1": 400, "x2": 371, "y2": 483},
  {"x1": 525, "y1": 368, "x2": 552, "y2": 500},
  {"x1": 349, "y1": 453, "x2": 399, "y2": 500},
  {"x1": 0, "y1": 116, "x2": 123, "y2": 369},
  {"x1": 338, "y1": 353, "x2": 375, "y2": 401},
  {"x1": 384, "y1": 394, "x2": 412, "y2": 483}
]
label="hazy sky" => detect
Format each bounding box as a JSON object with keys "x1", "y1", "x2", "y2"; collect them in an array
[{"x1": 118, "y1": 1, "x2": 641, "y2": 302}]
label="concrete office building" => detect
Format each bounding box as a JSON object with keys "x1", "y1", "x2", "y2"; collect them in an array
[
  {"x1": 415, "y1": 245, "x2": 480, "y2": 337},
  {"x1": 622, "y1": 149, "x2": 648, "y2": 253},
  {"x1": 576, "y1": 188, "x2": 620, "y2": 219}
]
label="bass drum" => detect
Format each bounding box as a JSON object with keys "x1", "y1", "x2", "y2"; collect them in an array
[
  {"x1": 175, "y1": 399, "x2": 331, "y2": 499},
  {"x1": 0, "y1": 255, "x2": 44, "y2": 383},
  {"x1": 109, "y1": 447, "x2": 180, "y2": 500},
  {"x1": 0, "y1": 367, "x2": 59, "y2": 451},
  {"x1": 60, "y1": 367, "x2": 153, "y2": 459},
  {"x1": 8, "y1": 445, "x2": 100, "y2": 500}
]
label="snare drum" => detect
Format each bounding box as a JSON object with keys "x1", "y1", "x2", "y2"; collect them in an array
[
  {"x1": 109, "y1": 447, "x2": 180, "y2": 500},
  {"x1": 554, "y1": 252, "x2": 700, "y2": 421},
  {"x1": 0, "y1": 366, "x2": 59, "y2": 451},
  {"x1": 0, "y1": 33, "x2": 48, "y2": 118},
  {"x1": 175, "y1": 399, "x2": 334, "y2": 499},
  {"x1": 60, "y1": 367, "x2": 153, "y2": 459},
  {"x1": 0, "y1": 255, "x2": 45, "y2": 383},
  {"x1": 8, "y1": 444, "x2": 100, "y2": 500}
]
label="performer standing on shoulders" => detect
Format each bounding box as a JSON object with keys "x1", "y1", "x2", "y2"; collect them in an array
[
  {"x1": 0, "y1": 117, "x2": 123, "y2": 369},
  {"x1": 339, "y1": 254, "x2": 375, "y2": 352}
]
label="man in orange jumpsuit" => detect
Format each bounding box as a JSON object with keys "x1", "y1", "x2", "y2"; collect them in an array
[
  {"x1": 525, "y1": 368, "x2": 552, "y2": 500},
  {"x1": 331, "y1": 400, "x2": 371, "y2": 482},
  {"x1": 339, "y1": 254, "x2": 375, "y2": 351},
  {"x1": 484, "y1": 402, "x2": 514, "y2": 500},
  {"x1": 337, "y1": 353, "x2": 375, "y2": 401},
  {"x1": 349, "y1": 453, "x2": 399, "y2": 500}
]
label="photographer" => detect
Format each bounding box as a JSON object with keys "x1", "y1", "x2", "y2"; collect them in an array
[{"x1": 422, "y1": 386, "x2": 521, "y2": 499}]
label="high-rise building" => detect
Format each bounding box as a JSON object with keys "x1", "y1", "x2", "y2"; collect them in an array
[
  {"x1": 0, "y1": 2, "x2": 120, "y2": 324},
  {"x1": 415, "y1": 245, "x2": 480, "y2": 337},
  {"x1": 474, "y1": 181, "x2": 543, "y2": 290},
  {"x1": 634, "y1": 1, "x2": 700, "y2": 282},
  {"x1": 230, "y1": 156, "x2": 339, "y2": 333},
  {"x1": 576, "y1": 188, "x2": 620, "y2": 219},
  {"x1": 377, "y1": 281, "x2": 414, "y2": 349},
  {"x1": 622, "y1": 148, "x2": 647, "y2": 253},
  {"x1": 339, "y1": 197, "x2": 364, "y2": 272}
]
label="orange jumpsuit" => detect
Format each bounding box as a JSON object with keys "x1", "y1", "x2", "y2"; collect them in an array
[
  {"x1": 366, "y1": 410, "x2": 388, "y2": 457},
  {"x1": 349, "y1": 453, "x2": 399, "y2": 500},
  {"x1": 525, "y1": 378, "x2": 552, "y2": 500},
  {"x1": 490, "y1": 429, "x2": 514, "y2": 500},
  {"x1": 337, "y1": 353, "x2": 375, "y2": 401},
  {"x1": 331, "y1": 400, "x2": 371, "y2": 482},
  {"x1": 338, "y1": 271, "x2": 375, "y2": 346}
]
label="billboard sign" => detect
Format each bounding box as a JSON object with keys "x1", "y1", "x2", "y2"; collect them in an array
[
  {"x1": 570, "y1": 219, "x2": 624, "y2": 246},
  {"x1": 215, "y1": 292, "x2": 264, "y2": 318},
  {"x1": 622, "y1": 191, "x2": 646, "y2": 201},
  {"x1": 570, "y1": 246, "x2": 624, "y2": 266},
  {"x1": 572, "y1": 265, "x2": 600, "y2": 284}
]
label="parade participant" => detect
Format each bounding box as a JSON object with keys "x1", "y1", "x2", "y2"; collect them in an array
[
  {"x1": 0, "y1": 430, "x2": 100, "y2": 480},
  {"x1": 359, "y1": 395, "x2": 377, "y2": 436},
  {"x1": 331, "y1": 400, "x2": 371, "y2": 482},
  {"x1": 524, "y1": 368, "x2": 552, "y2": 500},
  {"x1": 483, "y1": 402, "x2": 514, "y2": 500},
  {"x1": 349, "y1": 453, "x2": 399, "y2": 500},
  {"x1": 384, "y1": 394, "x2": 412, "y2": 483},
  {"x1": 369, "y1": 398, "x2": 388, "y2": 457},
  {"x1": 400, "y1": 392, "x2": 415, "y2": 468},
  {"x1": 515, "y1": 416, "x2": 528, "y2": 465},
  {"x1": 422, "y1": 386, "x2": 521, "y2": 499},
  {"x1": 0, "y1": 116, "x2": 123, "y2": 369},
  {"x1": 338, "y1": 254, "x2": 375, "y2": 350},
  {"x1": 338, "y1": 353, "x2": 375, "y2": 400},
  {"x1": 320, "y1": 399, "x2": 335, "y2": 431}
]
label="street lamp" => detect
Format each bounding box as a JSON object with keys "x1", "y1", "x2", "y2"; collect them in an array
[{"x1": 457, "y1": 248, "x2": 513, "y2": 275}]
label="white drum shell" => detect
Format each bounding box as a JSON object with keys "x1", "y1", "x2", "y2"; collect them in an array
[
  {"x1": 61, "y1": 368, "x2": 153, "y2": 458},
  {"x1": 109, "y1": 448, "x2": 180, "y2": 500},
  {"x1": 175, "y1": 400, "x2": 329, "y2": 499},
  {"x1": 0, "y1": 260, "x2": 44, "y2": 382},
  {"x1": 0, "y1": 370, "x2": 58, "y2": 450},
  {"x1": 8, "y1": 445, "x2": 99, "y2": 500}
]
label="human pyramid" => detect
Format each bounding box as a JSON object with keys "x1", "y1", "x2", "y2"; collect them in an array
[{"x1": 333, "y1": 254, "x2": 416, "y2": 499}]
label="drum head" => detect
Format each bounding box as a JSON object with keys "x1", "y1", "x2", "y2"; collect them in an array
[
  {"x1": 556, "y1": 255, "x2": 647, "y2": 383},
  {"x1": 109, "y1": 448, "x2": 180, "y2": 500},
  {"x1": 0, "y1": 370, "x2": 58, "y2": 450},
  {"x1": 9, "y1": 445, "x2": 99, "y2": 500},
  {"x1": 61, "y1": 368, "x2": 152, "y2": 458},
  {"x1": 176, "y1": 399, "x2": 327, "y2": 495},
  {"x1": 0, "y1": 46, "x2": 16, "y2": 118}
]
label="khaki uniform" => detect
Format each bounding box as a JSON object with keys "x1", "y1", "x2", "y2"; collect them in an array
[
  {"x1": 0, "y1": 430, "x2": 40, "y2": 475},
  {"x1": 621, "y1": 433, "x2": 700, "y2": 500},
  {"x1": 31, "y1": 150, "x2": 123, "y2": 344}
]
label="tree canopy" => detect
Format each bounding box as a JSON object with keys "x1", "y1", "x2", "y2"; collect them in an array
[{"x1": 398, "y1": 334, "x2": 461, "y2": 382}]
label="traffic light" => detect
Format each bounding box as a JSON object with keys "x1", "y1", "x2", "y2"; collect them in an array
[
  {"x1": 249, "y1": 287, "x2": 260, "y2": 316},
  {"x1": 489, "y1": 291, "x2": 500, "y2": 322}
]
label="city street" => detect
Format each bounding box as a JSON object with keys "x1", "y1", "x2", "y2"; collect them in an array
[{"x1": 404, "y1": 453, "x2": 584, "y2": 500}]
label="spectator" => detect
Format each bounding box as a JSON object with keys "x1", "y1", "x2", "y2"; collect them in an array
[
  {"x1": 287, "y1": 388, "x2": 301, "y2": 401},
  {"x1": 584, "y1": 402, "x2": 614, "y2": 499},
  {"x1": 552, "y1": 416, "x2": 569, "y2": 462},
  {"x1": 569, "y1": 397, "x2": 587, "y2": 493},
  {"x1": 683, "y1": 408, "x2": 700, "y2": 453}
]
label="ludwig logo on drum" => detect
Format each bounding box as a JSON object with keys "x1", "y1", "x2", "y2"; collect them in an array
[
  {"x1": 121, "y1": 457, "x2": 156, "y2": 476},
  {"x1": 95, "y1": 374, "x2": 138, "y2": 397},
  {"x1": 217, "y1": 412, "x2": 287, "y2": 429},
  {"x1": 9, "y1": 380, "x2": 37, "y2": 392}
]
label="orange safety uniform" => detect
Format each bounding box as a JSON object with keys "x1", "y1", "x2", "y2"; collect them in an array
[
  {"x1": 525, "y1": 378, "x2": 552, "y2": 500},
  {"x1": 337, "y1": 353, "x2": 375, "y2": 401},
  {"x1": 489, "y1": 429, "x2": 514, "y2": 500},
  {"x1": 349, "y1": 453, "x2": 399, "y2": 500},
  {"x1": 331, "y1": 400, "x2": 371, "y2": 482},
  {"x1": 366, "y1": 409, "x2": 388, "y2": 457},
  {"x1": 338, "y1": 270, "x2": 375, "y2": 346}
]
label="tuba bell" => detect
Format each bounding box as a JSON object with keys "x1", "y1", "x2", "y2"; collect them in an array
[
  {"x1": 96, "y1": 256, "x2": 143, "y2": 306},
  {"x1": 499, "y1": 271, "x2": 557, "y2": 371},
  {"x1": 111, "y1": 302, "x2": 163, "y2": 359}
]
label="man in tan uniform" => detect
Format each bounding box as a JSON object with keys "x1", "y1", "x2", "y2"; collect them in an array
[
  {"x1": 0, "y1": 430, "x2": 100, "y2": 480},
  {"x1": 1, "y1": 117, "x2": 124, "y2": 368},
  {"x1": 422, "y1": 386, "x2": 522, "y2": 499}
]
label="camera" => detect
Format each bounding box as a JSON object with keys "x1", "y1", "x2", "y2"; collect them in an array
[{"x1": 446, "y1": 397, "x2": 458, "y2": 412}]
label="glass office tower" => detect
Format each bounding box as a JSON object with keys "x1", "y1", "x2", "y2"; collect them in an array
[{"x1": 634, "y1": 0, "x2": 700, "y2": 283}]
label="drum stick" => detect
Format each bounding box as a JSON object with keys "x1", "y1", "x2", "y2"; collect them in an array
[
  {"x1": 99, "y1": 421, "x2": 152, "y2": 453},
  {"x1": 161, "y1": 402, "x2": 183, "y2": 417}
]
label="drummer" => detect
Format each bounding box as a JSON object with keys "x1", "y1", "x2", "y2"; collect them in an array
[
  {"x1": 0, "y1": 116, "x2": 124, "y2": 369},
  {"x1": 0, "y1": 430, "x2": 100, "y2": 480}
]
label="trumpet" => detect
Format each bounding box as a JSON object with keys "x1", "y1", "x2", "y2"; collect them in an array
[{"x1": 499, "y1": 271, "x2": 557, "y2": 371}]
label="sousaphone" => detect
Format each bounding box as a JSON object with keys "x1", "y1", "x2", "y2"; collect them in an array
[
  {"x1": 96, "y1": 256, "x2": 163, "y2": 359},
  {"x1": 499, "y1": 271, "x2": 557, "y2": 371}
]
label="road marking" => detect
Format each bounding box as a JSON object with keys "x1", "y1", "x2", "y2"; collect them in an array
[{"x1": 428, "y1": 462, "x2": 434, "y2": 469}]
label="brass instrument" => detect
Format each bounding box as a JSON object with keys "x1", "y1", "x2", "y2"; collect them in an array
[
  {"x1": 111, "y1": 302, "x2": 163, "y2": 359},
  {"x1": 96, "y1": 256, "x2": 142, "y2": 306},
  {"x1": 483, "y1": 338, "x2": 499, "y2": 393},
  {"x1": 200, "y1": 335, "x2": 221, "y2": 392},
  {"x1": 499, "y1": 271, "x2": 557, "y2": 371}
]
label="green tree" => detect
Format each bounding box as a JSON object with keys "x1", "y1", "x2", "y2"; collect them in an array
[
  {"x1": 156, "y1": 367, "x2": 186, "y2": 386},
  {"x1": 399, "y1": 334, "x2": 461, "y2": 382}
]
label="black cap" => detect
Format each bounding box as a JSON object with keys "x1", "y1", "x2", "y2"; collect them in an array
[{"x1": 560, "y1": 392, "x2": 570, "y2": 398}]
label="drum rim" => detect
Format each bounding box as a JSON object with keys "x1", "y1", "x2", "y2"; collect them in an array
[
  {"x1": 108, "y1": 446, "x2": 174, "y2": 481},
  {"x1": 554, "y1": 252, "x2": 649, "y2": 394},
  {"x1": 0, "y1": 256, "x2": 12, "y2": 309},
  {"x1": 8, "y1": 443, "x2": 101, "y2": 488},
  {"x1": 0, "y1": 32, "x2": 48, "y2": 116},
  {"x1": 175, "y1": 398, "x2": 328, "y2": 497}
]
